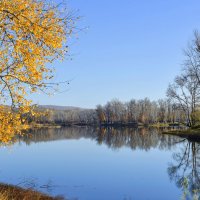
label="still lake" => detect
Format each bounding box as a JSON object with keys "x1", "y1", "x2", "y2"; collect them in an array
[{"x1": 0, "y1": 127, "x2": 197, "y2": 200}]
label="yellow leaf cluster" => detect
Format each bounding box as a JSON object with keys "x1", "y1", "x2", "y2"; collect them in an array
[
  {"x1": 0, "y1": 106, "x2": 25, "y2": 143},
  {"x1": 0, "y1": 0, "x2": 74, "y2": 142}
]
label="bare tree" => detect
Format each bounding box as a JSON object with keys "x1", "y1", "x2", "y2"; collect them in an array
[{"x1": 167, "y1": 32, "x2": 200, "y2": 127}]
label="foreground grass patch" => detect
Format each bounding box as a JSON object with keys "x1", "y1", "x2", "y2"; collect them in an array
[{"x1": 0, "y1": 184, "x2": 64, "y2": 200}]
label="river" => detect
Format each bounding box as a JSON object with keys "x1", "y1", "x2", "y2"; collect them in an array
[{"x1": 0, "y1": 127, "x2": 197, "y2": 200}]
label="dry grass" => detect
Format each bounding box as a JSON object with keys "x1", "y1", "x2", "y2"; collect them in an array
[
  {"x1": 0, "y1": 184, "x2": 64, "y2": 200},
  {"x1": 162, "y1": 128, "x2": 200, "y2": 142}
]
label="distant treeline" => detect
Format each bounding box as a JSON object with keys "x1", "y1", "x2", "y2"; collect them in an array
[{"x1": 33, "y1": 98, "x2": 186, "y2": 127}]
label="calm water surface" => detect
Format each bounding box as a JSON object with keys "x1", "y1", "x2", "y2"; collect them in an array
[{"x1": 0, "y1": 127, "x2": 198, "y2": 200}]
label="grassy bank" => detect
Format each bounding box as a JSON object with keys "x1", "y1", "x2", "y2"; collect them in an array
[
  {"x1": 163, "y1": 127, "x2": 200, "y2": 142},
  {"x1": 149, "y1": 123, "x2": 170, "y2": 128},
  {"x1": 28, "y1": 123, "x2": 63, "y2": 129},
  {"x1": 0, "y1": 184, "x2": 64, "y2": 200}
]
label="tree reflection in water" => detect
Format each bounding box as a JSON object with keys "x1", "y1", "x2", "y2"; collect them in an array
[
  {"x1": 168, "y1": 140, "x2": 200, "y2": 199},
  {"x1": 19, "y1": 127, "x2": 182, "y2": 151},
  {"x1": 17, "y1": 126, "x2": 194, "y2": 198}
]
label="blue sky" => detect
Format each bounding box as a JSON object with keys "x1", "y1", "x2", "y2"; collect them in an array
[{"x1": 33, "y1": 0, "x2": 200, "y2": 108}]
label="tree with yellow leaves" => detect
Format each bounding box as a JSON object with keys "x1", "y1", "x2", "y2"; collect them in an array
[{"x1": 0, "y1": 0, "x2": 76, "y2": 142}]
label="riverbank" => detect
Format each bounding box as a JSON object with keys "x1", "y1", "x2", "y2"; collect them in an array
[
  {"x1": 25, "y1": 122, "x2": 184, "y2": 132},
  {"x1": 29, "y1": 123, "x2": 63, "y2": 129},
  {"x1": 30, "y1": 122, "x2": 181, "y2": 128},
  {"x1": 0, "y1": 183, "x2": 63, "y2": 200},
  {"x1": 163, "y1": 128, "x2": 200, "y2": 142}
]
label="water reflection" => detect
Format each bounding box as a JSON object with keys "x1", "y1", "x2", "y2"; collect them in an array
[
  {"x1": 2, "y1": 127, "x2": 197, "y2": 200},
  {"x1": 168, "y1": 140, "x2": 200, "y2": 199},
  {"x1": 19, "y1": 127, "x2": 182, "y2": 151}
]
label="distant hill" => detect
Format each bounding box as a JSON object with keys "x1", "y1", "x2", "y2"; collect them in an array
[
  {"x1": 1, "y1": 104, "x2": 92, "y2": 111},
  {"x1": 38, "y1": 105, "x2": 87, "y2": 111}
]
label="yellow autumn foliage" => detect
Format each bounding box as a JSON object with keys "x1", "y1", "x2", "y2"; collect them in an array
[{"x1": 0, "y1": 0, "x2": 75, "y2": 142}]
